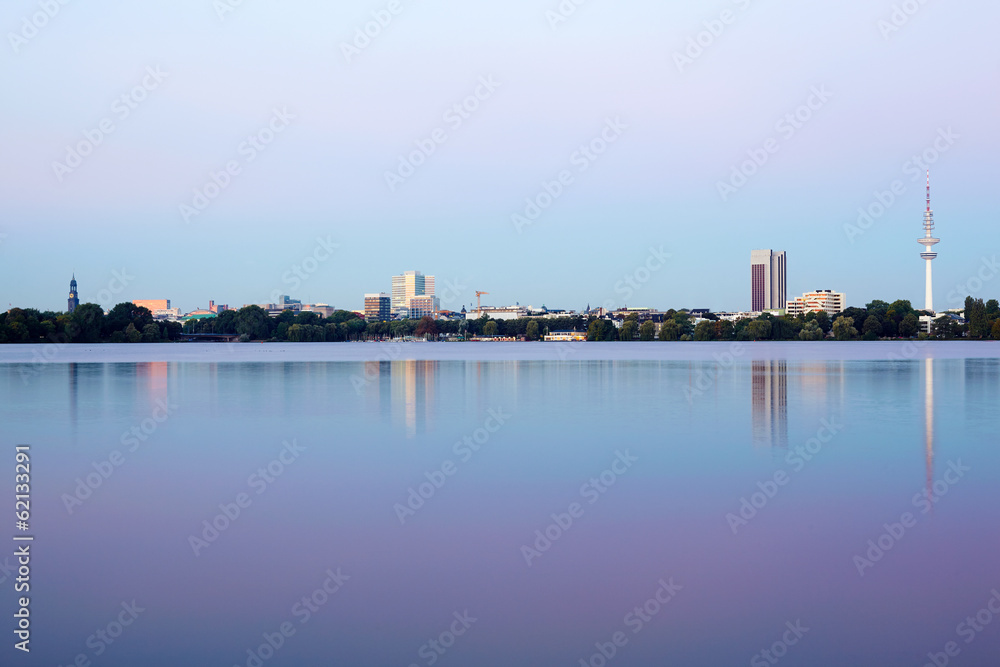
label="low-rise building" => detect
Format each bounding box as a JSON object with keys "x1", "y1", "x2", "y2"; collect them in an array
[
  {"x1": 465, "y1": 305, "x2": 527, "y2": 321},
  {"x1": 786, "y1": 290, "x2": 845, "y2": 317},
  {"x1": 544, "y1": 331, "x2": 587, "y2": 342},
  {"x1": 302, "y1": 303, "x2": 335, "y2": 318}
]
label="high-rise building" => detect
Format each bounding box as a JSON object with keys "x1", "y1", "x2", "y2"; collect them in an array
[
  {"x1": 751, "y1": 250, "x2": 786, "y2": 312},
  {"x1": 67, "y1": 274, "x2": 79, "y2": 312},
  {"x1": 785, "y1": 290, "x2": 845, "y2": 317},
  {"x1": 365, "y1": 293, "x2": 391, "y2": 322},
  {"x1": 391, "y1": 271, "x2": 434, "y2": 312}
]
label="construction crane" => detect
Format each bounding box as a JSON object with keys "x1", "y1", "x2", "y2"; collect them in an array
[{"x1": 475, "y1": 291, "x2": 489, "y2": 312}]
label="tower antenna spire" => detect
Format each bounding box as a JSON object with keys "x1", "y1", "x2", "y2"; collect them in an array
[{"x1": 926, "y1": 170, "x2": 931, "y2": 213}]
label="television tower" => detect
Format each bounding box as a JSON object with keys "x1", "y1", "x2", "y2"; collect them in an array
[{"x1": 917, "y1": 170, "x2": 940, "y2": 313}]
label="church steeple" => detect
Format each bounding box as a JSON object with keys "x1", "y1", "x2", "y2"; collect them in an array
[{"x1": 68, "y1": 274, "x2": 80, "y2": 313}]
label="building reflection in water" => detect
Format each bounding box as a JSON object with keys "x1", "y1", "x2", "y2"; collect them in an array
[
  {"x1": 359, "y1": 360, "x2": 438, "y2": 438},
  {"x1": 752, "y1": 360, "x2": 787, "y2": 448}
]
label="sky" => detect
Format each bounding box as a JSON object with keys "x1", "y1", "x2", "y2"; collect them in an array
[{"x1": 0, "y1": 0, "x2": 998, "y2": 315}]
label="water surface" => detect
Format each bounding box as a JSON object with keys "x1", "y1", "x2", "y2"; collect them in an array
[{"x1": 1, "y1": 343, "x2": 998, "y2": 666}]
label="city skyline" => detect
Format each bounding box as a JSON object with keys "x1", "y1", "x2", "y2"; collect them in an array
[{"x1": 2, "y1": 1, "x2": 996, "y2": 315}]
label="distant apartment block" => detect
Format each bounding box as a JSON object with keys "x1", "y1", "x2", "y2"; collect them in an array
[
  {"x1": 391, "y1": 271, "x2": 434, "y2": 313},
  {"x1": 466, "y1": 305, "x2": 528, "y2": 321},
  {"x1": 364, "y1": 293, "x2": 391, "y2": 322},
  {"x1": 751, "y1": 249, "x2": 786, "y2": 312},
  {"x1": 786, "y1": 290, "x2": 845, "y2": 317}
]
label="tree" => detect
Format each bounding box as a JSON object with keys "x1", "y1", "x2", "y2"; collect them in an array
[
  {"x1": 746, "y1": 320, "x2": 771, "y2": 341},
  {"x1": 673, "y1": 311, "x2": 694, "y2": 338},
  {"x1": 813, "y1": 310, "x2": 832, "y2": 334},
  {"x1": 931, "y1": 315, "x2": 955, "y2": 339},
  {"x1": 993, "y1": 320, "x2": 1000, "y2": 340},
  {"x1": 525, "y1": 320, "x2": 540, "y2": 341},
  {"x1": 125, "y1": 323, "x2": 141, "y2": 343},
  {"x1": 483, "y1": 321, "x2": 498, "y2": 337},
  {"x1": 141, "y1": 323, "x2": 161, "y2": 343},
  {"x1": 862, "y1": 315, "x2": 882, "y2": 340},
  {"x1": 832, "y1": 316, "x2": 858, "y2": 341},
  {"x1": 295, "y1": 311, "x2": 320, "y2": 326},
  {"x1": 235, "y1": 306, "x2": 271, "y2": 340},
  {"x1": 71, "y1": 303, "x2": 104, "y2": 343},
  {"x1": 799, "y1": 321, "x2": 824, "y2": 341},
  {"x1": 899, "y1": 313, "x2": 919, "y2": 338},
  {"x1": 638, "y1": 320, "x2": 655, "y2": 341},
  {"x1": 714, "y1": 320, "x2": 736, "y2": 340},
  {"x1": 620, "y1": 320, "x2": 638, "y2": 341},
  {"x1": 658, "y1": 320, "x2": 679, "y2": 341},
  {"x1": 416, "y1": 316, "x2": 439, "y2": 339},
  {"x1": 693, "y1": 320, "x2": 715, "y2": 341},
  {"x1": 865, "y1": 300, "x2": 890, "y2": 321},
  {"x1": 987, "y1": 299, "x2": 1000, "y2": 317},
  {"x1": 587, "y1": 319, "x2": 617, "y2": 341},
  {"x1": 216, "y1": 309, "x2": 238, "y2": 334},
  {"x1": 965, "y1": 297, "x2": 988, "y2": 339}
]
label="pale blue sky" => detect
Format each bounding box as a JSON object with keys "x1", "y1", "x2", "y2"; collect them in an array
[{"x1": 1, "y1": 0, "x2": 997, "y2": 314}]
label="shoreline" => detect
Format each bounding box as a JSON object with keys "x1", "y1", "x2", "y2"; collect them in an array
[{"x1": 1, "y1": 340, "x2": 999, "y2": 363}]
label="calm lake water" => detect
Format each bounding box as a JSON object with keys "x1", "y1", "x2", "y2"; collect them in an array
[{"x1": 2, "y1": 342, "x2": 999, "y2": 666}]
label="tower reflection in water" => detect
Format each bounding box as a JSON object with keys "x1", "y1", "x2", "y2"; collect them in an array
[
  {"x1": 924, "y1": 357, "x2": 934, "y2": 503},
  {"x1": 752, "y1": 360, "x2": 787, "y2": 448}
]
